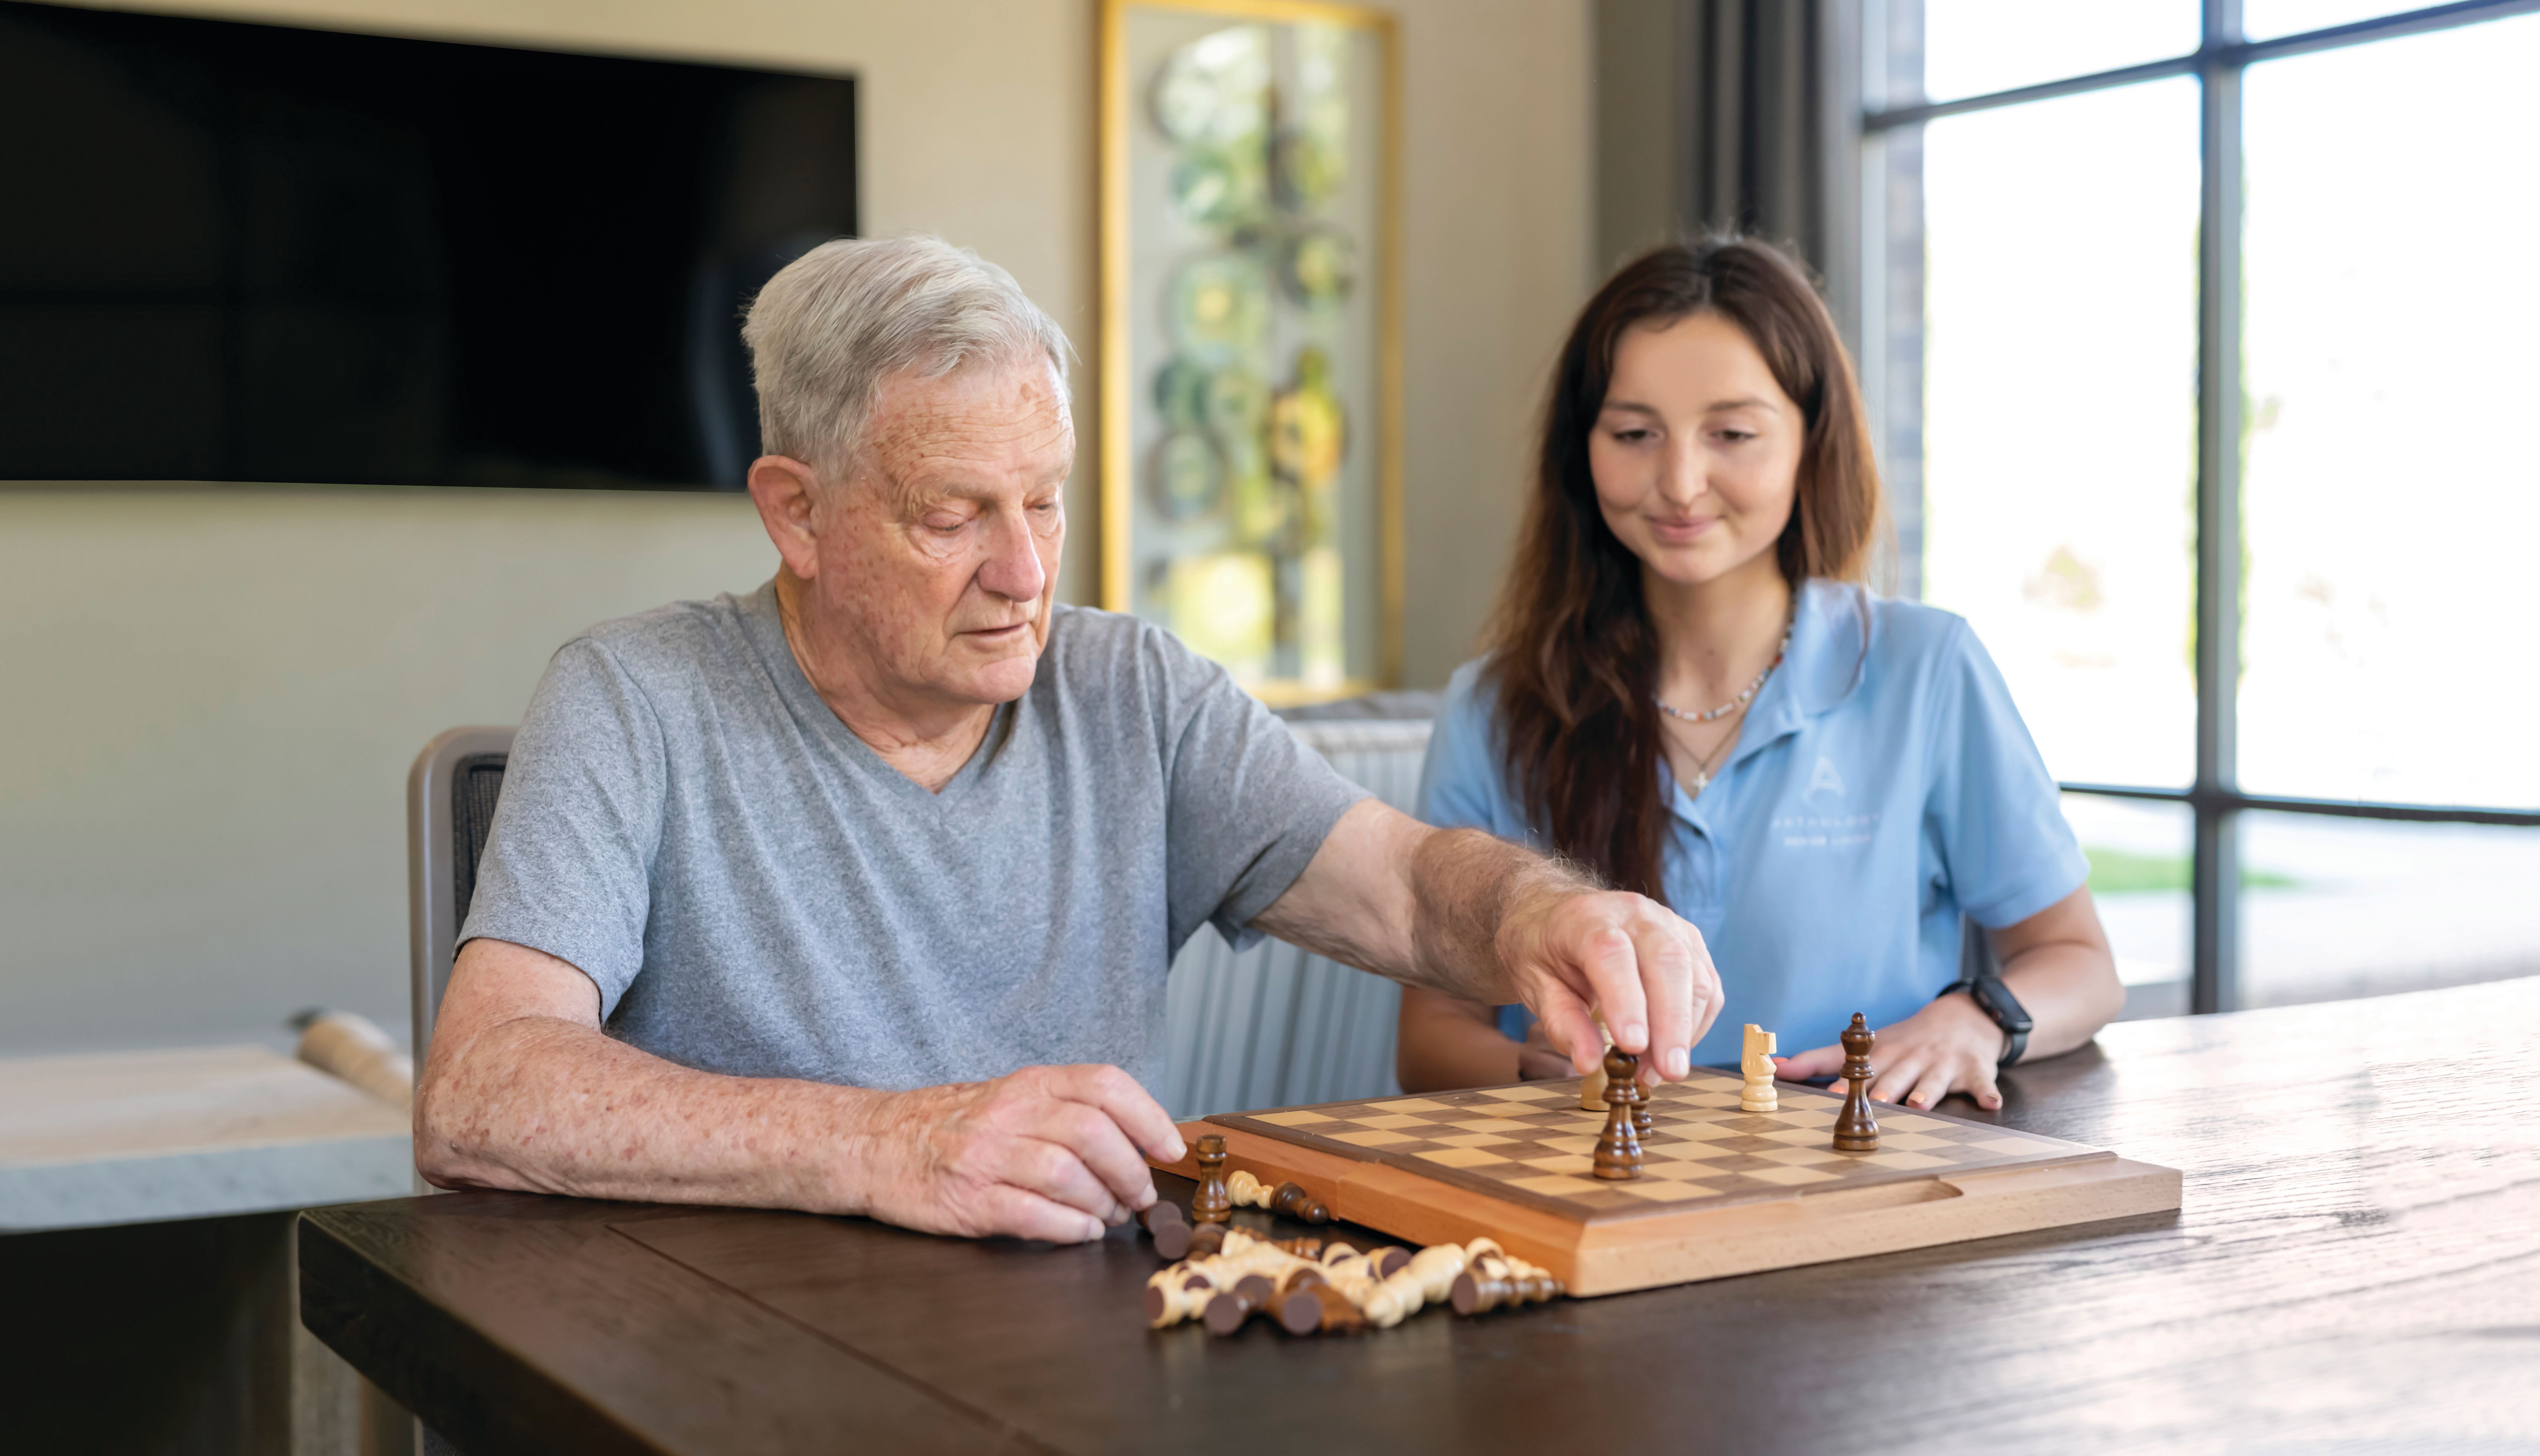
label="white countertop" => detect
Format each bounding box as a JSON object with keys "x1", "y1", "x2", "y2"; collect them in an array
[{"x1": 0, "y1": 1044, "x2": 415, "y2": 1233}]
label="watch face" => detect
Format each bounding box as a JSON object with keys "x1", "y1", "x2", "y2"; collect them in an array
[{"x1": 1974, "y1": 978, "x2": 2036, "y2": 1033}]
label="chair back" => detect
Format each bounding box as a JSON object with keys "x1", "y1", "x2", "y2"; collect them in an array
[
  {"x1": 406, "y1": 726, "x2": 515, "y2": 1069},
  {"x1": 1158, "y1": 716, "x2": 1432, "y2": 1117}
]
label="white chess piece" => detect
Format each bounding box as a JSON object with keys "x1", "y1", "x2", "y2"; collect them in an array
[
  {"x1": 1740, "y1": 1023, "x2": 1779, "y2": 1112},
  {"x1": 1579, "y1": 1012, "x2": 1614, "y2": 1111}
]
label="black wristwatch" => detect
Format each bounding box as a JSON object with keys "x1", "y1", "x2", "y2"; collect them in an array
[{"x1": 1939, "y1": 972, "x2": 2033, "y2": 1067}]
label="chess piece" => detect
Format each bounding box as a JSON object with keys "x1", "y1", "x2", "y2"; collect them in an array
[
  {"x1": 1226, "y1": 1168, "x2": 1270, "y2": 1210},
  {"x1": 1270, "y1": 1181, "x2": 1332, "y2": 1224},
  {"x1": 1371, "y1": 1246, "x2": 1411, "y2": 1280},
  {"x1": 1832, "y1": 1013, "x2": 1880, "y2": 1153},
  {"x1": 1144, "y1": 1267, "x2": 1218, "y2": 1327},
  {"x1": 1740, "y1": 1024, "x2": 1779, "y2": 1113},
  {"x1": 1276, "y1": 1274, "x2": 1365, "y2": 1335},
  {"x1": 1592, "y1": 1047, "x2": 1644, "y2": 1179},
  {"x1": 1191, "y1": 1134, "x2": 1234, "y2": 1223},
  {"x1": 1183, "y1": 1222, "x2": 1229, "y2": 1260},
  {"x1": 1628, "y1": 1073, "x2": 1653, "y2": 1139},
  {"x1": 1268, "y1": 1236, "x2": 1324, "y2": 1259},
  {"x1": 1578, "y1": 1014, "x2": 1613, "y2": 1111},
  {"x1": 1202, "y1": 1272, "x2": 1278, "y2": 1335},
  {"x1": 1450, "y1": 1249, "x2": 1565, "y2": 1315}
]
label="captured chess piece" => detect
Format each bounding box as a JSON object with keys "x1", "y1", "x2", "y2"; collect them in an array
[
  {"x1": 1831, "y1": 1013, "x2": 1880, "y2": 1153},
  {"x1": 1142, "y1": 1201, "x2": 1193, "y2": 1259},
  {"x1": 1740, "y1": 1023, "x2": 1779, "y2": 1112},
  {"x1": 1271, "y1": 1181, "x2": 1332, "y2": 1224},
  {"x1": 1450, "y1": 1248, "x2": 1565, "y2": 1315},
  {"x1": 1203, "y1": 1273, "x2": 1278, "y2": 1335},
  {"x1": 1591, "y1": 1047, "x2": 1644, "y2": 1179},
  {"x1": 1191, "y1": 1134, "x2": 1234, "y2": 1223}
]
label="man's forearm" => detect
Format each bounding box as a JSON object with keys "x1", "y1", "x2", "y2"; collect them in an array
[
  {"x1": 1405, "y1": 827, "x2": 1601, "y2": 1002},
  {"x1": 417, "y1": 1014, "x2": 888, "y2": 1213}
]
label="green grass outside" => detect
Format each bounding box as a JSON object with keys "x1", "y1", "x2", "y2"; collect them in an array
[{"x1": 2084, "y1": 846, "x2": 2297, "y2": 895}]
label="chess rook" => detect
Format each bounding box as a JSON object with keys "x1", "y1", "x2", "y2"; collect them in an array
[
  {"x1": 1832, "y1": 1013, "x2": 1880, "y2": 1152},
  {"x1": 1591, "y1": 1047, "x2": 1644, "y2": 1179},
  {"x1": 1190, "y1": 1134, "x2": 1234, "y2": 1223}
]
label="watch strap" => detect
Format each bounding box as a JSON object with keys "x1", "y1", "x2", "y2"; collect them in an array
[{"x1": 1939, "y1": 975, "x2": 2032, "y2": 1068}]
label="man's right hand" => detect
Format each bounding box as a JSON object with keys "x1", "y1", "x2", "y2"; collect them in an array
[{"x1": 853, "y1": 1064, "x2": 1186, "y2": 1244}]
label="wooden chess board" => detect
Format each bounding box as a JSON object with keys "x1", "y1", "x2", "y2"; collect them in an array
[{"x1": 1155, "y1": 1067, "x2": 2181, "y2": 1296}]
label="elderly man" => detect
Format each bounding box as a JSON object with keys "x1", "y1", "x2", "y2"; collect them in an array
[{"x1": 419, "y1": 236, "x2": 1723, "y2": 1243}]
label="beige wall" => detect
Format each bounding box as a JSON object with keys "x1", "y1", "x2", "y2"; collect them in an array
[{"x1": 1, "y1": 0, "x2": 1591, "y2": 1051}]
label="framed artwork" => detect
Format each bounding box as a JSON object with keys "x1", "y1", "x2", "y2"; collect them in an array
[{"x1": 1100, "y1": 0, "x2": 1401, "y2": 702}]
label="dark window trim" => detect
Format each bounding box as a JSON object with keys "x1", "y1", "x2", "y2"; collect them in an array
[
  {"x1": 1863, "y1": 0, "x2": 2540, "y2": 132},
  {"x1": 1855, "y1": 0, "x2": 2540, "y2": 1014}
]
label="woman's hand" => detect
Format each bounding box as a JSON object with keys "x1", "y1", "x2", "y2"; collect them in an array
[{"x1": 1773, "y1": 993, "x2": 2008, "y2": 1111}]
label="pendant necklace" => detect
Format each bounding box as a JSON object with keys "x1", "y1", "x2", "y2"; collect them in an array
[{"x1": 1655, "y1": 614, "x2": 1794, "y2": 795}]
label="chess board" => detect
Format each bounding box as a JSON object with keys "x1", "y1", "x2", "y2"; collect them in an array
[
  {"x1": 1157, "y1": 1068, "x2": 2181, "y2": 1296},
  {"x1": 1209, "y1": 1069, "x2": 2094, "y2": 1223}
]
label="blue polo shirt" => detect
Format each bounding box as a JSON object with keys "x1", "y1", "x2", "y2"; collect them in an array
[{"x1": 1419, "y1": 579, "x2": 2087, "y2": 1068}]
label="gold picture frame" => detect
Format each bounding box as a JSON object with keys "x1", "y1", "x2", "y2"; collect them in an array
[{"x1": 1099, "y1": 0, "x2": 1402, "y2": 703}]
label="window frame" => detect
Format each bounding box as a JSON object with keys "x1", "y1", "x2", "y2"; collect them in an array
[{"x1": 1849, "y1": 0, "x2": 2540, "y2": 1013}]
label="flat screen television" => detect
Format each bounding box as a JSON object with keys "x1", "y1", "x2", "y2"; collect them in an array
[{"x1": 0, "y1": 0, "x2": 857, "y2": 489}]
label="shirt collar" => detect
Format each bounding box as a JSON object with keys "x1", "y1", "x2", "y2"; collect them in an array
[{"x1": 1724, "y1": 577, "x2": 1870, "y2": 768}]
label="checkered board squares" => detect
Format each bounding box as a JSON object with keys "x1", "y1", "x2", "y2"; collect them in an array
[{"x1": 1208, "y1": 1066, "x2": 2103, "y2": 1225}]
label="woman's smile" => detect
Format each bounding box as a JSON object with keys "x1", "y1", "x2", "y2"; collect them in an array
[{"x1": 1645, "y1": 514, "x2": 1720, "y2": 545}]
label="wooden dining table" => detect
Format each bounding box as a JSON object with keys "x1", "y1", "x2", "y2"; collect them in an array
[{"x1": 299, "y1": 976, "x2": 2540, "y2": 1454}]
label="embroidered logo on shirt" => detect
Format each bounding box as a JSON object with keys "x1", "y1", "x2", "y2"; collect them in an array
[
  {"x1": 1806, "y1": 756, "x2": 1847, "y2": 805},
  {"x1": 1776, "y1": 758, "x2": 1874, "y2": 849}
]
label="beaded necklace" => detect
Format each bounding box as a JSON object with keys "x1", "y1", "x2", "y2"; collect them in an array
[{"x1": 1653, "y1": 613, "x2": 1794, "y2": 794}]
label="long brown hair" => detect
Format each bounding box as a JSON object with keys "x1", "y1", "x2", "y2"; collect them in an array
[{"x1": 1481, "y1": 238, "x2": 1883, "y2": 901}]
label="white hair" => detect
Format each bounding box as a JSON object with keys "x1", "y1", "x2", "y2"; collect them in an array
[{"x1": 741, "y1": 235, "x2": 1073, "y2": 476}]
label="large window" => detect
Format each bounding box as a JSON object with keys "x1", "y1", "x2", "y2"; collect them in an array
[{"x1": 1858, "y1": 1, "x2": 2540, "y2": 1015}]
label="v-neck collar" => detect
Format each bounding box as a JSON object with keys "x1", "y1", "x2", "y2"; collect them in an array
[
  {"x1": 736, "y1": 578, "x2": 1014, "y2": 809},
  {"x1": 1663, "y1": 578, "x2": 1871, "y2": 824}
]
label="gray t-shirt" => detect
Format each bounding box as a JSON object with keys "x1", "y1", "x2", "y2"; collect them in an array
[{"x1": 459, "y1": 581, "x2": 1367, "y2": 1096}]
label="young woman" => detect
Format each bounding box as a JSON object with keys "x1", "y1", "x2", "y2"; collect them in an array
[{"x1": 1399, "y1": 239, "x2": 2122, "y2": 1110}]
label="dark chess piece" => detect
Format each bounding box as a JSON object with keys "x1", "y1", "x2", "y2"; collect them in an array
[
  {"x1": 1182, "y1": 1222, "x2": 1228, "y2": 1261},
  {"x1": 1203, "y1": 1272, "x2": 1277, "y2": 1336},
  {"x1": 1145, "y1": 1201, "x2": 1194, "y2": 1260},
  {"x1": 1270, "y1": 1181, "x2": 1332, "y2": 1224},
  {"x1": 1832, "y1": 1013, "x2": 1881, "y2": 1153},
  {"x1": 1592, "y1": 1047, "x2": 1644, "y2": 1180},
  {"x1": 1451, "y1": 1252, "x2": 1565, "y2": 1315},
  {"x1": 1628, "y1": 1072, "x2": 1654, "y2": 1139},
  {"x1": 1273, "y1": 1268, "x2": 1362, "y2": 1335},
  {"x1": 1191, "y1": 1134, "x2": 1234, "y2": 1223}
]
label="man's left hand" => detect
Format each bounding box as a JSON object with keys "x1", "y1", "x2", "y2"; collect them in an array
[{"x1": 1497, "y1": 886, "x2": 1720, "y2": 1082}]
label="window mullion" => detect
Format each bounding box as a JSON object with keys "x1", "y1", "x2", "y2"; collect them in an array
[{"x1": 2193, "y1": 0, "x2": 2245, "y2": 1014}]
